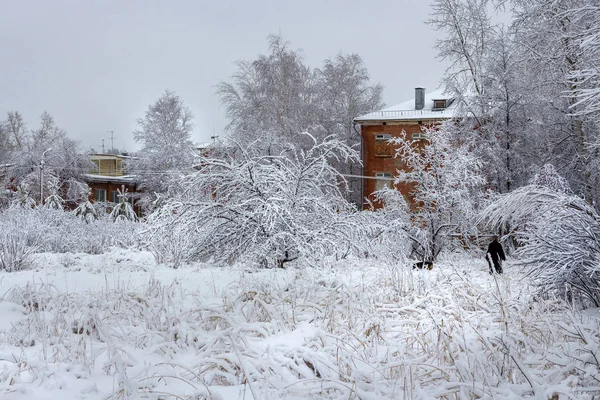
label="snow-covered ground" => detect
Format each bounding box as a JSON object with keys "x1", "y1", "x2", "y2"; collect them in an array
[{"x1": 0, "y1": 249, "x2": 598, "y2": 399}]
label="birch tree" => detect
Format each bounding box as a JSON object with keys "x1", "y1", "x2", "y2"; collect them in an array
[
  {"x1": 7, "y1": 112, "x2": 90, "y2": 205},
  {"x1": 509, "y1": 0, "x2": 598, "y2": 204},
  {"x1": 315, "y1": 53, "x2": 384, "y2": 205},
  {"x1": 218, "y1": 35, "x2": 383, "y2": 206},
  {"x1": 217, "y1": 35, "x2": 316, "y2": 155},
  {"x1": 130, "y1": 90, "x2": 196, "y2": 209}
]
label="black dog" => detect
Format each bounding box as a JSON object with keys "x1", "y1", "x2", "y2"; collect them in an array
[{"x1": 413, "y1": 261, "x2": 433, "y2": 270}]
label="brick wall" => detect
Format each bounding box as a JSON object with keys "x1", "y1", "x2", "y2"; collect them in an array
[{"x1": 360, "y1": 121, "x2": 436, "y2": 209}]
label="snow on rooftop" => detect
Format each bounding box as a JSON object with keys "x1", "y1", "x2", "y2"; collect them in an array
[
  {"x1": 83, "y1": 173, "x2": 137, "y2": 183},
  {"x1": 355, "y1": 88, "x2": 459, "y2": 122}
]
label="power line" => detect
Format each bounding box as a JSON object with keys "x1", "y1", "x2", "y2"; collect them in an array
[{"x1": 4, "y1": 165, "x2": 396, "y2": 181}]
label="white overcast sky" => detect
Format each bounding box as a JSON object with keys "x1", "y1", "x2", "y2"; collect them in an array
[{"x1": 0, "y1": 0, "x2": 448, "y2": 152}]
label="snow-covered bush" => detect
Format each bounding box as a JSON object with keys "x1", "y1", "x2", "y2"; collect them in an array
[
  {"x1": 390, "y1": 123, "x2": 485, "y2": 261},
  {"x1": 146, "y1": 133, "x2": 396, "y2": 267},
  {"x1": 0, "y1": 207, "x2": 141, "y2": 257},
  {"x1": 529, "y1": 163, "x2": 573, "y2": 195},
  {"x1": 479, "y1": 185, "x2": 600, "y2": 307},
  {"x1": 109, "y1": 186, "x2": 138, "y2": 222},
  {"x1": 73, "y1": 198, "x2": 98, "y2": 223},
  {"x1": 0, "y1": 226, "x2": 36, "y2": 271},
  {"x1": 42, "y1": 176, "x2": 64, "y2": 210},
  {"x1": 144, "y1": 216, "x2": 195, "y2": 268},
  {"x1": 12, "y1": 184, "x2": 36, "y2": 208},
  {"x1": 366, "y1": 186, "x2": 411, "y2": 260}
]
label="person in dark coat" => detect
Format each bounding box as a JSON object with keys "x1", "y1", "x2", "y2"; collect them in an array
[{"x1": 486, "y1": 235, "x2": 506, "y2": 274}]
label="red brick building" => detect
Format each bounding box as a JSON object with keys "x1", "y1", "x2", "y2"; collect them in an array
[{"x1": 354, "y1": 88, "x2": 457, "y2": 209}]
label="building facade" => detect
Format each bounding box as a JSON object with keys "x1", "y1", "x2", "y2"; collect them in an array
[
  {"x1": 84, "y1": 154, "x2": 140, "y2": 215},
  {"x1": 354, "y1": 88, "x2": 457, "y2": 209}
]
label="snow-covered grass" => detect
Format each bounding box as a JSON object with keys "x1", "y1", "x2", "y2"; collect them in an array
[{"x1": 0, "y1": 249, "x2": 598, "y2": 399}]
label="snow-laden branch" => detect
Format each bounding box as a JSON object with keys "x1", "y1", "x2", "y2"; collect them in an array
[{"x1": 479, "y1": 184, "x2": 600, "y2": 306}]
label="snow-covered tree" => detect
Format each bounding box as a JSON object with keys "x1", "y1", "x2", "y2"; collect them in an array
[
  {"x1": 315, "y1": 53, "x2": 384, "y2": 205},
  {"x1": 428, "y1": 0, "x2": 493, "y2": 101},
  {"x1": 568, "y1": 4, "x2": 600, "y2": 123},
  {"x1": 0, "y1": 111, "x2": 27, "y2": 162},
  {"x1": 42, "y1": 176, "x2": 64, "y2": 210},
  {"x1": 529, "y1": 164, "x2": 573, "y2": 195},
  {"x1": 218, "y1": 35, "x2": 383, "y2": 206},
  {"x1": 391, "y1": 123, "x2": 485, "y2": 261},
  {"x1": 316, "y1": 53, "x2": 384, "y2": 144},
  {"x1": 507, "y1": 0, "x2": 598, "y2": 203},
  {"x1": 73, "y1": 196, "x2": 98, "y2": 224},
  {"x1": 109, "y1": 186, "x2": 138, "y2": 223},
  {"x1": 7, "y1": 112, "x2": 90, "y2": 204},
  {"x1": 12, "y1": 184, "x2": 36, "y2": 209},
  {"x1": 428, "y1": 0, "x2": 537, "y2": 194},
  {"x1": 217, "y1": 34, "x2": 318, "y2": 156},
  {"x1": 146, "y1": 133, "x2": 386, "y2": 267},
  {"x1": 479, "y1": 184, "x2": 600, "y2": 307},
  {"x1": 129, "y1": 90, "x2": 195, "y2": 210}
]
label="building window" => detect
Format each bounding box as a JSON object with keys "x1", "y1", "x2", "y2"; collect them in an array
[
  {"x1": 375, "y1": 172, "x2": 392, "y2": 191},
  {"x1": 375, "y1": 133, "x2": 393, "y2": 157},
  {"x1": 433, "y1": 99, "x2": 447, "y2": 110},
  {"x1": 94, "y1": 189, "x2": 106, "y2": 202},
  {"x1": 412, "y1": 133, "x2": 428, "y2": 140},
  {"x1": 111, "y1": 191, "x2": 119, "y2": 203}
]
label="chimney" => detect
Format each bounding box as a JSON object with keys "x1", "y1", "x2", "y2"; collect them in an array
[{"x1": 415, "y1": 87, "x2": 425, "y2": 110}]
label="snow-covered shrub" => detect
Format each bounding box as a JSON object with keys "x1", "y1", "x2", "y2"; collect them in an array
[
  {"x1": 42, "y1": 176, "x2": 64, "y2": 210},
  {"x1": 0, "y1": 226, "x2": 36, "y2": 271},
  {"x1": 73, "y1": 198, "x2": 98, "y2": 223},
  {"x1": 144, "y1": 216, "x2": 194, "y2": 268},
  {"x1": 12, "y1": 184, "x2": 36, "y2": 208},
  {"x1": 390, "y1": 123, "x2": 485, "y2": 261},
  {"x1": 109, "y1": 186, "x2": 138, "y2": 222},
  {"x1": 529, "y1": 164, "x2": 573, "y2": 195},
  {"x1": 146, "y1": 133, "x2": 385, "y2": 267},
  {"x1": 480, "y1": 185, "x2": 600, "y2": 307},
  {"x1": 365, "y1": 186, "x2": 411, "y2": 260},
  {"x1": 0, "y1": 206, "x2": 141, "y2": 256}
]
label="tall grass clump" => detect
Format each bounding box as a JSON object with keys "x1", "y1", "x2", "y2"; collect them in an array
[{"x1": 0, "y1": 207, "x2": 141, "y2": 269}]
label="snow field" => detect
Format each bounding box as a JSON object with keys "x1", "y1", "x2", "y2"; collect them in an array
[{"x1": 0, "y1": 250, "x2": 598, "y2": 399}]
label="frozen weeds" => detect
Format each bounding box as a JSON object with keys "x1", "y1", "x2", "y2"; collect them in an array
[{"x1": 0, "y1": 249, "x2": 598, "y2": 399}]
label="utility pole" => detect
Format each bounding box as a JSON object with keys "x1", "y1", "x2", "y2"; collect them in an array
[
  {"x1": 101, "y1": 139, "x2": 105, "y2": 154},
  {"x1": 39, "y1": 148, "x2": 52, "y2": 205}
]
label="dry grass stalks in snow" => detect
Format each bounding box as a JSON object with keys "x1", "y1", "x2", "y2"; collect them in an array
[{"x1": 0, "y1": 252, "x2": 598, "y2": 399}]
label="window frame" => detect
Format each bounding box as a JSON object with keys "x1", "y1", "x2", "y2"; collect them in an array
[
  {"x1": 375, "y1": 172, "x2": 393, "y2": 191},
  {"x1": 94, "y1": 189, "x2": 106, "y2": 202},
  {"x1": 433, "y1": 99, "x2": 447, "y2": 110},
  {"x1": 375, "y1": 133, "x2": 392, "y2": 141}
]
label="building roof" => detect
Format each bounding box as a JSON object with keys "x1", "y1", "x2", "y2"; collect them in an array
[
  {"x1": 88, "y1": 153, "x2": 133, "y2": 160},
  {"x1": 83, "y1": 174, "x2": 137, "y2": 184},
  {"x1": 354, "y1": 88, "x2": 458, "y2": 122}
]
